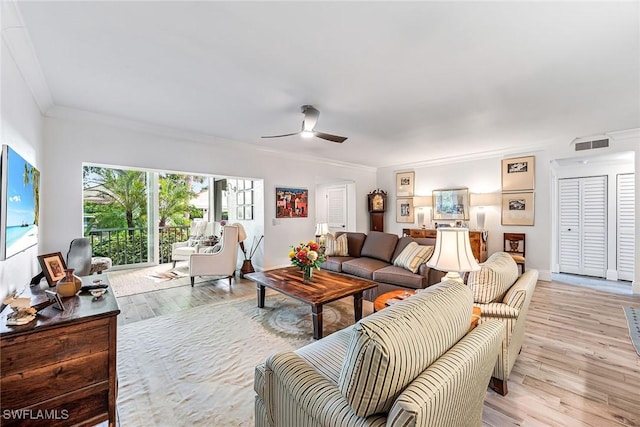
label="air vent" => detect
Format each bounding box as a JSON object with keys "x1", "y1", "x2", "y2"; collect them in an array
[{"x1": 575, "y1": 138, "x2": 609, "y2": 151}]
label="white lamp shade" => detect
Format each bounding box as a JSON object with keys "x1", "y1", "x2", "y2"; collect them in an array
[
  {"x1": 413, "y1": 196, "x2": 433, "y2": 208},
  {"x1": 230, "y1": 223, "x2": 247, "y2": 242},
  {"x1": 426, "y1": 228, "x2": 481, "y2": 273},
  {"x1": 315, "y1": 223, "x2": 329, "y2": 236},
  {"x1": 470, "y1": 192, "x2": 500, "y2": 207}
]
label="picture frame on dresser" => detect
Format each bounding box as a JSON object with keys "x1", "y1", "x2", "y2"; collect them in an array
[{"x1": 37, "y1": 252, "x2": 67, "y2": 285}]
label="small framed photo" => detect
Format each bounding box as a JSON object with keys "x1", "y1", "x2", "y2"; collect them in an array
[
  {"x1": 37, "y1": 252, "x2": 67, "y2": 286},
  {"x1": 45, "y1": 289, "x2": 65, "y2": 311},
  {"x1": 396, "y1": 198, "x2": 414, "y2": 223},
  {"x1": 502, "y1": 192, "x2": 535, "y2": 226},
  {"x1": 396, "y1": 171, "x2": 415, "y2": 197},
  {"x1": 502, "y1": 156, "x2": 535, "y2": 191}
]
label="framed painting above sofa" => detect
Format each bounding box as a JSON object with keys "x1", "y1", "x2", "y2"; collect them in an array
[{"x1": 432, "y1": 188, "x2": 470, "y2": 221}]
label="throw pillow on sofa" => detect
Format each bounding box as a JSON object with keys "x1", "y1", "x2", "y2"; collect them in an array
[
  {"x1": 467, "y1": 252, "x2": 519, "y2": 303},
  {"x1": 325, "y1": 233, "x2": 349, "y2": 256},
  {"x1": 393, "y1": 242, "x2": 434, "y2": 273}
]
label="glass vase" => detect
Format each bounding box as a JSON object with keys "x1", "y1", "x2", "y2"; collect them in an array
[
  {"x1": 57, "y1": 268, "x2": 82, "y2": 297},
  {"x1": 302, "y1": 266, "x2": 313, "y2": 284}
]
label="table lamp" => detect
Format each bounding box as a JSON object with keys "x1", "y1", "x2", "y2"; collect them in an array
[
  {"x1": 426, "y1": 228, "x2": 480, "y2": 283},
  {"x1": 413, "y1": 196, "x2": 433, "y2": 229},
  {"x1": 470, "y1": 193, "x2": 500, "y2": 230},
  {"x1": 315, "y1": 223, "x2": 329, "y2": 246}
]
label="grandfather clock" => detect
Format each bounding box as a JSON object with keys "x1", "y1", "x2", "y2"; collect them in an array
[{"x1": 368, "y1": 189, "x2": 387, "y2": 232}]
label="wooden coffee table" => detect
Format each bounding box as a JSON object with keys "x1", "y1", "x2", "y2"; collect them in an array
[{"x1": 245, "y1": 267, "x2": 378, "y2": 339}]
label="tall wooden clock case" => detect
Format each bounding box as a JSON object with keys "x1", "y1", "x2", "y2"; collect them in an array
[{"x1": 368, "y1": 189, "x2": 387, "y2": 232}]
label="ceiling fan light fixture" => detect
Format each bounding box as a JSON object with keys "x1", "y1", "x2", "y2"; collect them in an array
[{"x1": 301, "y1": 130, "x2": 314, "y2": 138}]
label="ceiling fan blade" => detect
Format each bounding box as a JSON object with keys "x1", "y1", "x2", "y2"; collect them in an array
[
  {"x1": 261, "y1": 132, "x2": 300, "y2": 139},
  {"x1": 313, "y1": 131, "x2": 347, "y2": 143},
  {"x1": 301, "y1": 105, "x2": 320, "y2": 131}
]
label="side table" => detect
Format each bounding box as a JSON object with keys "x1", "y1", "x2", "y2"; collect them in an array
[{"x1": 374, "y1": 289, "x2": 481, "y2": 331}]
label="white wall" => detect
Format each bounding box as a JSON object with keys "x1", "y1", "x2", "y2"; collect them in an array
[
  {"x1": 377, "y1": 150, "x2": 553, "y2": 281},
  {"x1": 377, "y1": 131, "x2": 639, "y2": 291},
  {"x1": 41, "y1": 113, "x2": 377, "y2": 271},
  {"x1": 0, "y1": 36, "x2": 45, "y2": 299}
]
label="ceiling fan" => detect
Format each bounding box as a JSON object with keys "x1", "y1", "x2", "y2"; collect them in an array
[{"x1": 261, "y1": 105, "x2": 347, "y2": 143}]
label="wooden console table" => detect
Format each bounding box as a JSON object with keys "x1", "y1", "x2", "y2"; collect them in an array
[
  {"x1": 402, "y1": 228, "x2": 488, "y2": 263},
  {"x1": 0, "y1": 275, "x2": 120, "y2": 427}
]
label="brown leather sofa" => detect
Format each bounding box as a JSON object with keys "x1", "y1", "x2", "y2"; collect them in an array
[{"x1": 320, "y1": 231, "x2": 444, "y2": 300}]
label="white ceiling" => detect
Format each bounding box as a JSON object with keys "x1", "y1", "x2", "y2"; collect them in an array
[{"x1": 13, "y1": 1, "x2": 640, "y2": 168}]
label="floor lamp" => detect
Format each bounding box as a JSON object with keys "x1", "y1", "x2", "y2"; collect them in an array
[{"x1": 426, "y1": 228, "x2": 480, "y2": 283}]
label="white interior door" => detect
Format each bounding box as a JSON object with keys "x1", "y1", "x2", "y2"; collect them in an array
[
  {"x1": 559, "y1": 178, "x2": 581, "y2": 274},
  {"x1": 558, "y1": 176, "x2": 607, "y2": 277},
  {"x1": 617, "y1": 173, "x2": 635, "y2": 281},
  {"x1": 327, "y1": 185, "x2": 347, "y2": 234}
]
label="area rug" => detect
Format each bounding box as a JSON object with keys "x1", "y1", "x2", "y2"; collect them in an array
[
  {"x1": 623, "y1": 306, "x2": 640, "y2": 356},
  {"x1": 116, "y1": 293, "x2": 360, "y2": 426},
  {"x1": 108, "y1": 264, "x2": 193, "y2": 297}
]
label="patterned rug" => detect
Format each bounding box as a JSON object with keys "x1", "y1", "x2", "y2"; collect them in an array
[
  {"x1": 623, "y1": 306, "x2": 640, "y2": 356},
  {"x1": 116, "y1": 293, "x2": 362, "y2": 426}
]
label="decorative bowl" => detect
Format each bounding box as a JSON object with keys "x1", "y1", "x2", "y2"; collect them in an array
[{"x1": 90, "y1": 289, "x2": 106, "y2": 298}]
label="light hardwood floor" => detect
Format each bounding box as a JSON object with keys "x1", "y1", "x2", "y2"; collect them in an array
[{"x1": 114, "y1": 274, "x2": 640, "y2": 426}]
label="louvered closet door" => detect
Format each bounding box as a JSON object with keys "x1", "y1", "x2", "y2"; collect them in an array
[
  {"x1": 617, "y1": 173, "x2": 635, "y2": 281},
  {"x1": 559, "y1": 176, "x2": 607, "y2": 277},
  {"x1": 559, "y1": 179, "x2": 581, "y2": 274}
]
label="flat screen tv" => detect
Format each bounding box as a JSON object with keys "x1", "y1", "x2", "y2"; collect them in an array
[{"x1": 0, "y1": 145, "x2": 40, "y2": 260}]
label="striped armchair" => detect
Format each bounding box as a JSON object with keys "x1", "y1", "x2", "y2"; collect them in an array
[
  {"x1": 255, "y1": 281, "x2": 504, "y2": 426},
  {"x1": 467, "y1": 252, "x2": 539, "y2": 395}
]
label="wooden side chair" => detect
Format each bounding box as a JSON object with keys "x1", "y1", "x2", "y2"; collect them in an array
[{"x1": 504, "y1": 233, "x2": 526, "y2": 275}]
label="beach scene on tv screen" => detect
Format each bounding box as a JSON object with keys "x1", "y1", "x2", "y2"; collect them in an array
[{"x1": 4, "y1": 146, "x2": 39, "y2": 258}]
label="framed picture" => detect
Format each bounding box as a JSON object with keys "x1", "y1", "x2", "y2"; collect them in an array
[
  {"x1": 501, "y1": 192, "x2": 535, "y2": 226},
  {"x1": 396, "y1": 171, "x2": 415, "y2": 197},
  {"x1": 45, "y1": 289, "x2": 65, "y2": 311},
  {"x1": 37, "y1": 252, "x2": 67, "y2": 286},
  {"x1": 432, "y1": 188, "x2": 470, "y2": 220},
  {"x1": 276, "y1": 187, "x2": 308, "y2": 218},
  {"x1": 502, "y1": 156, "x2": 535, "y2": 191},
  {"x1": 396, "y1": 198, "x2": 414, "y2": 223}
]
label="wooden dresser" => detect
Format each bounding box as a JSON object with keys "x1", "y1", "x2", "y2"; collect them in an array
[
  {"x1": 402, "y1": 228, "x2": 488, "y2": 262},
  {"x1": 1, "y1": 274, "x2": 120, "y2": 427}
]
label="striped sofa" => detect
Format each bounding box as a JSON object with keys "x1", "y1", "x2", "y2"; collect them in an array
[
  {"x1": 254, "y1": 281, "x2": 504, "y2": 426},
  {"x1": 467, "y1": 252, "x2": 539, "y2": 396}
]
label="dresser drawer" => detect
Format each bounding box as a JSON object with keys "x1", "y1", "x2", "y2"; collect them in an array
[
  {"x1": 1, "y1": 350, "x2": 109, "y2": 410},
  {"x1": 1, "y1": 317, "x2": 110, "y2": 376},
  {"x1": 1, "y1": 385, "x2": 109, "y2": 427}
]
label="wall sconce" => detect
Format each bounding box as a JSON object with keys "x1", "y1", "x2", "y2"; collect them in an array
[{"x1": 413, "y1": 196, "x2": 433, "y2": 229}]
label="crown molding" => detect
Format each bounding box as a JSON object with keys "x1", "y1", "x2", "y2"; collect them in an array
[
  {"x1": 1, "y1": 0, "x2": 53, "y2": 113},
  {"x1": 46, "y1": 105, "x2": 377, "y2": 173},
  {"x1": 384, "y1": 143, "x2": 548, "y2": 171}
]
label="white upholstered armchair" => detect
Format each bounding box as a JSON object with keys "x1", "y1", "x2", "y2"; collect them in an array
[
  {"x1": 189, "y1": 225, "x2": 239, "y2": 287},
  {"x1": 171, "y1": 220, "x2": 220, "y2": 267},
  {"x1": 467, "y1": 252, "x2": 539, "y2": 395}
]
